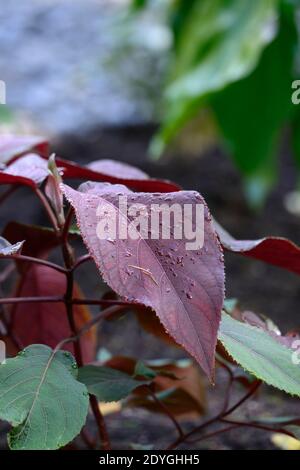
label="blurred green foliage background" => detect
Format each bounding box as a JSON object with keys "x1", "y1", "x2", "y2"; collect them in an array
[{"x1": 132, "y1": 0, "x2": 300, "y2": 206}]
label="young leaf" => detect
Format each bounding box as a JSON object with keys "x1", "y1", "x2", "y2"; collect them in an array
[
  {"x1": 219, "y1": 313, "x2": 300, "y2": 396},
  {"x1": 0, "y1": 236, "x2": 24, "y2": 256},
  {"x1": 0, "y1": 345, "x2": 89, "y2": 450},
  {"x1": 1, "y1": 154, "x2": 49, "y2": 187},
  {"x1": 0, "y1": 135, "x2": 48, "y2": 164},
  {"x1": 45, "y1": 155, "x2": 65, "y2": 226},
  {"x1": 10, "y1": 265, "x2": 96, "y2": 362},
  {"x1": 62, "y1": 183, "x2": 225, "y2": 380},
  {"x1": 78, "y1": 365, "x2": 148, "y2": 402},
  {"x1": 214, "y1": 220, "x2": 300, "y2": 276}
]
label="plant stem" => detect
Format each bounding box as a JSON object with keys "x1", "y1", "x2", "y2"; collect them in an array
[
  {"x1": 61, "y1": 206, "x2": 74, "y2": 245},
  {"x1": 3, "y1": 254, "x2": 67, "y2": 274},
  {"x1": 35, "y1": 187, "x2": 59, "y2": 233},
  {"x1": 64, "y1": 269, "x2": 83, "y2": 367},
  {"x1": 72, "y1": 298, "x2": 131, "y2": 307},
  {"x1": 167, "y1": 379, "x2": 262, "y2": 449},
  {"x1": 0, "y1": 296, "x2": 64, "y2": 305},
  {"x1": 71, "y1": 254, "x2": 91, "y2": 271},
  {"x1": 185, "y1": 425, "x2": 239, "y2": 444},
  {"x1": 90, "y1": 395, "x2": 111, "y2": 450},
  {"x1": 221, "y1": 380, "x2": 261, "y2": 418},
  {"x1": 147, "y1": 385, "x2": 184, "y2": 438},
  {"x1": 0, "y1": 296, "x2": 132, "y2": 308},
  {"x1": 55, "y1": 305, "x2": 129, "y2": 350},
  {"x1": 60, "y1": 212, "x2": 112, "y2": 450},
  {"x1": 220, "y1": 417, "x2": 295, "y2": 437}
]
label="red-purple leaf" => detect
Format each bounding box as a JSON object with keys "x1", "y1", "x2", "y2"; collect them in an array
[
  {"x1": 214, "y1": 220, "x2": 300, "y2": 276},
  {"x1": 87, "y1": 159, "x2": 149, "y2": 180},
  {"x1": 10, "y1": 265, "x2": 96, "y2": 362},
  {"x1": 240, "y1": 310, "x2": 300, "y2": 349},
  {"x1": 1, "y1": 153, "x2": 49, "y2": 186},
  {"x1": 62, "y1": 182, "x2": 225, "y2": 379},
  {"x1": 0, "y1": 134, "x2": 48, "y2": 164},
  {"x1": 55, "y1": 156, "x2": 180, "y2": 192}
]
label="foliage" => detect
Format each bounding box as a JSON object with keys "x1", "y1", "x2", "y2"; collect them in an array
[
  {"x1": 133, "y1": 0, "x2": 300, "y2": 206},
  {"x1": 0, "y1": 135, "x2": 299, "y2": 450}
]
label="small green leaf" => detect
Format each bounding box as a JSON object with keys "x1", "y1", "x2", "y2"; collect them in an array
[
  {"x1": 78, "y1": 365, "x2": 149, "y2": 402},
  {"x1": 218, "y1": 313, "x2": 300, "y2": 396},
  {"x1": 0, "y1": 345, "x2": 89, "y2": 450},
  {"x1": 134, "y1": 361, "x2": 157, "y2": 379},
  {"x1": 285, "y1": 425, "x2": 300, "y2": 440}
]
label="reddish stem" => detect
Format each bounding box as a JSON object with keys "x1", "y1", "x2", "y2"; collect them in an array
[
  {"x1": 90, "y1": 395, "x2": 111, "y2": 450},
  {"x1": 220, "y1": 417, "x2": 295, "y2": 437},
  {"x1": 222, "y1": 380, "x2": 261, "y2": 418},
  {"x1": 147, "y1": 385, "x2": 184, "y2": 438},
  {"x1": 71, "y1": 254, "x2": 91, "y2": 271},
  {"x1": 3, "y1": 254, "x2": 67, "y2": 274},
  {"x1": 186, "y1": 425, "x2": 239, "y2": 444},
  {"x1": 72, "y1": 298, "x2": 131, "y2": 307},
  {"x1": 35, "y1": 187, "x2": 59, "y2": 233},
  {"x1": 0, "y1": 296, "x2": 64, "y2": 305},
  {"x1": 167, "y1": 379, "x2": 262, "y2": 449}
]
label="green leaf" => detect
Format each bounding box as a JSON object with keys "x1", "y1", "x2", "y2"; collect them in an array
[
  {"x1": 212, "y1": 2, "x2": 297, "y2": 206},
  {"x1": 153, "y1": 0, "x2": 278, "y2": 154},
  {"x1": 78, "y1": 365, "x2": 149, "y2": 402},
  {"x1": 286, "y1": 425, "x2": 300, "y2": 440},
  {"x1": 134, "y1": 361, "x2": 157, "y2": 380},
  {"x1": 218, "y1": 313, "x2": 300, "y2": 397},
  {"x1": 291, "y1": 107, "x2": 300, "y2": 174},
  {"x1": 0, "y1": 345, "x2": 89, "y2": 450},
  {"x1": 130, "y1": 0, "x2": 149, "y2": 11}
]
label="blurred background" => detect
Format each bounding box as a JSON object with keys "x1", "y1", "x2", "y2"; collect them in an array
[{"x1": 1, "y1": 0, "x2": 300, "y2": 449}]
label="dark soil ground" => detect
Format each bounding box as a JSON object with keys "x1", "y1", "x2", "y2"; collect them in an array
[{"x1": 0, "y1": 125, "x2": 299, "y2": 450}]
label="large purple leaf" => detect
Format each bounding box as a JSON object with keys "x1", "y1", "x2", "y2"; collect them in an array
[{"x1": 62, "y1": 182, "x2": 225, "y2": 379}]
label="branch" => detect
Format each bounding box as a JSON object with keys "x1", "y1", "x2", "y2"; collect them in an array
[
  {"x1": 35, "y1": 187, "x2": 59, "y2": 233},
  {"x1": 2, "y1": 254, "x2": 67, "y2": 274},
  {"x1": 167, "y1": 379, "x2": 262, "y2": 449},
  {"x1": 0, "y1": 296, "x2": 64, "y2": 305},
  {"x1": 147, "y1": 385, "x2": 184, "y2": 438}
]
